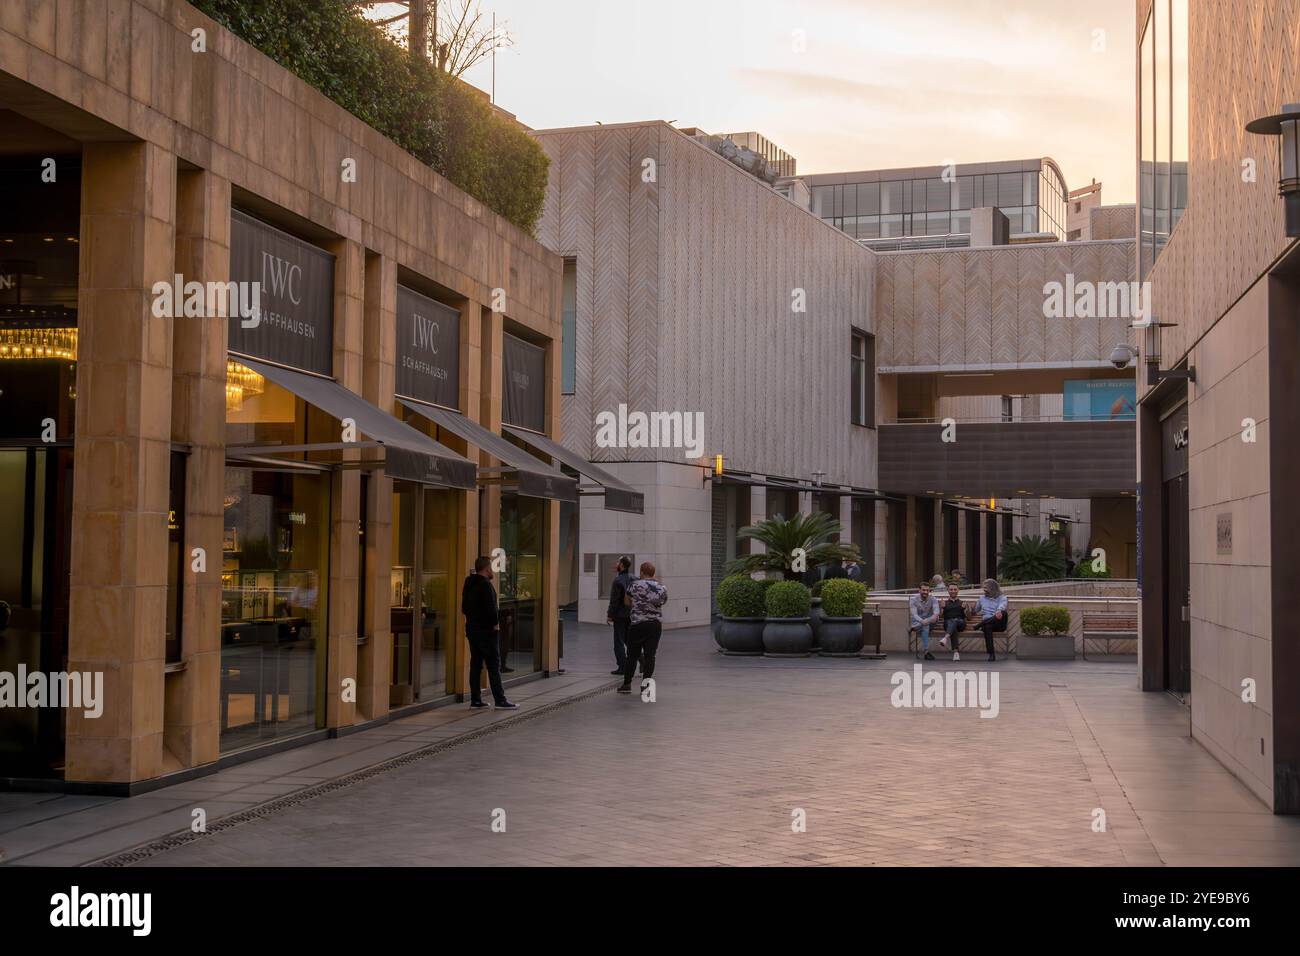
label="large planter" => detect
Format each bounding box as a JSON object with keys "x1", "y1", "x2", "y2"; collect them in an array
[
  {"x1": 818, "y1": 616, "x2": 864, "y2": 656},
  {"x1": 809, "y1": 599, "x2": 825, "y2": 649},
  {"x1": 1017, "y1": 634, "x2": 1075, "y2": 660},
  {"x1": 763, "y1": 617, "x2": 813, "y2": 657},
  {"x1": 717, "y1": 617, "x2": 766, "y2": 655}
]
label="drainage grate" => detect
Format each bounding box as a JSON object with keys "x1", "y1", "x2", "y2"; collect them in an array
[{"x1": 88, "y1": 680, "x2": 620, "y2": 867}]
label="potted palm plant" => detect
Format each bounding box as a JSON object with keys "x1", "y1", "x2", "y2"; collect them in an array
[
  {"x1": 817, "y1": 578, "x2": 868, "y2": 656},
  {"x1": 997, "y1": 535, "x2": 1067, "y2": 582},
  {"x1": 725, "y1": 512, "x2": 861, "y2": 580},
  {"x1": 714, "y1": 574, "x2": 767, "y2": 655},
  {"x1": 762, "y1": 580, "x2": 813, "y2": 656},
  {"x1": 1017, "y1": 604, "x2": 1076, "y2": 659}
]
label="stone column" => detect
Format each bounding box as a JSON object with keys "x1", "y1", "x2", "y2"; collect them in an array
[
  {"x1": 904, "y1": 496, "x2": 919, "y2": 586},
  {"x1": 163, "y1": 166, "x2": 229, "y2": 771},
  {"x1": 358, "y1": 252, "x2": 397, "y2": 721},
  {"x1": 873, "y1": 500, "x2": 888, "y2": 590},
  {"x1": 66, "y1": 141, "x2": 176, "y2": 784},
  {"x1": 978, "y1": 510, "x2": 991, "y2": 582},
  {"x1": 324, "y1": 238, "x2": 365, "y2": 729},
  {"x1": 452, "y1": 298, "x2": 489, "y2": 698},
  {"x1": 748, "y1": 478, "x2": 767, "y2": 557},
  {"x1": 932, "y1": 499, "x2": 944, "y2": 580},
  {"x1": 957, "y1": 507, "x2": 969, "y2": 583}
]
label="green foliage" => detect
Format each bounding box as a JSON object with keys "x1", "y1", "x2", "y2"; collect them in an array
[
  {"x1": 764, "y1": 580, "x2": 811, "y2": 619},
  {"x1": 725, "y1": 513, "x2": 861, "y2": 580},
  {"x1": 715, "y1": 575, "x2": 765, "y2": 618},
  {"x1": 820, "y1": 578, "x2": 867, "y2": 617},
  {"x1": 1019, "y1": 605, "x2": 1072, "y2": 636},
  {"x1": 1074, "y1": 556, "x2": 1112, "y2": 578},
  {"x1": 190, "y1": 0, "x2": 548, "y2": 233},
  {"x1": 997, "y1": 535, "x2": 1067, "y2": 582}
]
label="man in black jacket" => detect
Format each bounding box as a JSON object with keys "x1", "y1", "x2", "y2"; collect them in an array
[
  {"x1": 606, "y1": 556, "x2": 632, "y2": 675},
  {"x1": 462, "y1": 556, "x2": 517, "y2": 710}
]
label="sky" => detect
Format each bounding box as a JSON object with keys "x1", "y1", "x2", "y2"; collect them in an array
[{"x1": 373, "y1": 0, "x2": 1137, "y2": 201}]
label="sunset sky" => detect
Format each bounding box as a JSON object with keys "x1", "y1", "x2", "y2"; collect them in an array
[{"x1": 394, "y1": 0, "x2": 1137, "y2": 202}]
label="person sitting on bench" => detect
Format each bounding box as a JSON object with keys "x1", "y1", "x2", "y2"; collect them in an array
[
  {"x1": 975, "y1": 578, "x2": 1008, "y2": 662},
  {"x1": 937, "y1": 583, "x2": 966, "y2": 661},
  {"x1": 909, "y1": 582, "x2": 940, "y2": 661}
]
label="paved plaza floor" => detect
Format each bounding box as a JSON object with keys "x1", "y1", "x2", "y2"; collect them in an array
[{"x1": 4, "y1": 622, "x2": 1300, "y2": 867}]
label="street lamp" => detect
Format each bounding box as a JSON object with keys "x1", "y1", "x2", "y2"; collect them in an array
[{"x1": 1245, "y1": 103, "x2": 1300, "y2": 237}]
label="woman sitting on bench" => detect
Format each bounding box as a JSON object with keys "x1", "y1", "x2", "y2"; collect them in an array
[{"x1": 975, "y1": 578, "x2": 1008, "y2": 662}]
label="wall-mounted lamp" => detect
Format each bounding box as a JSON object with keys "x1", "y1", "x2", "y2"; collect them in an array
[
  {"x1": 1108, "y1": 316, "x2": 1195, "y2": 388},
  {"x1": 1245, "y1": 103, "x2": 1300, "y2": 237},
  {"x1": 714, "y1": 454, "x2": 724, "y2": 477}
]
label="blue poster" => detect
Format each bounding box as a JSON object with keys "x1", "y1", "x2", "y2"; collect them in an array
[{"x1": 1064, "y1": 379, "x2": 1137, "y2": 421}]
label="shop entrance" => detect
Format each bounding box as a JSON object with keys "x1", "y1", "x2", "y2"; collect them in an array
[{"x1": 389, "y1": 484, "x2": 454, "y2": 704}]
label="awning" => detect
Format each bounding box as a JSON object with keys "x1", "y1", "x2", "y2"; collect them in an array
[
  {"x1": 501, "y1": 425, "x2": 644, "y2": 514},
  {"x1": 711, "y1": 473, "x2": 902, "y2": 502},
  {"x1": 398, "y1": 399, "x2": 578, "y2": 503},
  {"x1": 229, "y1": 357, "x2": 476, "y2": 490}
]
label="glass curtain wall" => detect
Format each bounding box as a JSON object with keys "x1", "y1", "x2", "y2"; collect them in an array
[
  {"x1": 499, "y1": 491, "x2": 544, "y2": 673},
  {"x1": 1140, "y1": 0, "x2": 1190, "y2": 276}
]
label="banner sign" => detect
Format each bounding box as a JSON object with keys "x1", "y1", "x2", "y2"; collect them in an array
[
  {"x1": 395, "y1": 285, "x2": 460, "y2": 408},
  {"x1": 1063, "y1": 379, "x2": 1137, "y2": 421},
  {"x1": 228, "y1": 209, "x2": 335, "y2": 375},
  {"x1": 502, "y1": 332, "x2": 546, "y2": 432},
  {"x1": 385, "y1": 446, "x2": 476, "y2": 491}
]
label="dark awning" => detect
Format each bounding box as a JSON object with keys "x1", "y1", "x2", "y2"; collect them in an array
[
  {"x1": 229, "y1": 357, "x2": 476, "y2": 490},
  {"x1": 711, "y1": 473, "x2": 902, "y2": 502},
  {"x1": 501, "y1": 425, "x2": 644, "y2": 514},
  {"x1": 398, "y1": 399, "x2": 578, "y2": 503}
]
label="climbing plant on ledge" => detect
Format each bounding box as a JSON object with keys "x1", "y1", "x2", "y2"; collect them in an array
[{"x1": 190, "y1": 0, "x2": 549, "y2": 234}]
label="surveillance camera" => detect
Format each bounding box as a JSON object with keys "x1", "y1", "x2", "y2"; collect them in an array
[{"x1": 1108, "y1": 343, "x2": 1138, "y2": 370}]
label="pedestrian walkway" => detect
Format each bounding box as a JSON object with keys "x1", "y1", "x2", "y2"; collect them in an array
[{"x1": 4, "y1": 622, "x2": 1299, "y2": 866}]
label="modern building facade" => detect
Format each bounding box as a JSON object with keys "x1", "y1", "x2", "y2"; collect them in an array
[
  {"x1": 797, "y1": 158, "x2": 1071, "y2": 250},
  {"x1": 0, "y1": 0, "x2": 604, "y2": 791},
  {"x1": 1135, "y1": 0, "x2": 1300, "y2": 813},
  {"x1": 533, "y1": 121, "x2": 1142, "y2": 622},
  {"x1": 533, "y1": 121, "x2": 881, "y2": 628}
]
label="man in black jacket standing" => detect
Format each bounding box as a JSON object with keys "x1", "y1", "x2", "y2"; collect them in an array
[
  {"x1": 462, "y1": 556, "x2": 517, "y2": 710},
  {"x1": 606, "y1": 556, "x2": 632, "y2": 675}
]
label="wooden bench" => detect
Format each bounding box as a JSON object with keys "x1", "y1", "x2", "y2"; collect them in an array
[
  {"x1": 1081, "y1": 613, "x2": 1138, "y2": 658},
  {"x1": 909, "y1": 608, "x2": 1014, "y2": 658}
]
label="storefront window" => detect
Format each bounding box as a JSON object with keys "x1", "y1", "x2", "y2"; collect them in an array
[
  {"x1": 221, "y1": 379, "x2": 330, "y2": 752},
  {"x1": 420, "y1": 488, "x2": 454, "y2": 695},
  {"x1": 390, "y1": 484, "x2": 416, "y2": 696},
  {"x1": 499, "y1": 491, "x2": 543, "y2": 673}
]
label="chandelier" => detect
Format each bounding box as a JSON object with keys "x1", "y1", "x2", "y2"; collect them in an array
[
  {"x1": 0, "y1": 326, "x2": 77, "y2": 360},
  {"x1": 226, "y1": 360, "x2": 266, "y2": 411}
]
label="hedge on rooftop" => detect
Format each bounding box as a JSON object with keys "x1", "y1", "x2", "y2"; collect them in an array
[{"x1": 191, "y1": 0, "x2": 549, "y2": 234}]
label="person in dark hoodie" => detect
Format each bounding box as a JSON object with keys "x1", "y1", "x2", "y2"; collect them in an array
[
  {"x1": 606, "y1": 556, "x2": 633, "y2": 675},
  {"x1": 462, "y1": 556, "x2": 517, "y2": 710}
]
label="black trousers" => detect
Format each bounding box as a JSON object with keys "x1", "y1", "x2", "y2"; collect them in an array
[
  {"x1": 978, "y1": 614, "x2": 1007, "y2": 655},
  {"x1": 467, "y1": 626, "x2": 507, "y2": 704},
  {"x1": 612, "y1": 617, "x2": 630, "y2": 669},
  {"x1": 622, "y1": 620, "x2": 662, "y2": 685},
  {"x1": 943, "y1": 617, "x2": 965, "y2": 647}
]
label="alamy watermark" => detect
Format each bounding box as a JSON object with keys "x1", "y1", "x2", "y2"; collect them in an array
[
  {"x1": 1042, "y1": 274, "x2": 1151, "y2": 321},
  {"x1": 0, "y1": 666, "x2": 103, "y2": 718},
  {"x1": 594, "y1": 404, "x2": 705, "y2": 459},
  {"x1": 890, "y1": 664, "x2": 999, "y2": 718}
]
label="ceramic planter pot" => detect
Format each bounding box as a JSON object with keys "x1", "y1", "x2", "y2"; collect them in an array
[
  {"x1": 717, "y1": 617, "x2": 766, "y2": 655},
  {"x1": 763, "y1": 617, "x2": 813, "y2": 657},
  {"x1": 818, "y1": 616, "x2": 865, "y2": 656},
  {"x1": 1016, "y1": 634, "x2": 1075, "y2": 659}
]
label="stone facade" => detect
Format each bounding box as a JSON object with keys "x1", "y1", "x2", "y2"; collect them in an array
[{"x1": 0, "y1": 0, "x2": 563, "y2": 788}]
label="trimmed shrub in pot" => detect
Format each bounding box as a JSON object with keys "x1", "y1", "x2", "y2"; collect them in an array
[
  {"x1": 762, "y1": 580, "x2": 813, "y2": 657},
  {"x1": 1017, "y1": 604, "x2": 1075, "y2": 660},
  {"x1": 714, "y1": 575, "x2": 766, "y2": 656},
  {"x1": 818, "y1": 578, "x2": 867, "y2": 656}
]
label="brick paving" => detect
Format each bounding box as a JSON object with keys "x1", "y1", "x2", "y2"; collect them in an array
[{"x1": 113, "y1": 623, "x2": 1300, "y2": 867}]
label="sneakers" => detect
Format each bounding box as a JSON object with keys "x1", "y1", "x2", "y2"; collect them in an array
[
  {"x1": 469, "y1": 700, "x2": 489, "y2": 709},
  {"x1": 952, "y1": 651, "x2": 960, "y2": 662},
  {"x1": 939, "y1": 635, "x2": 949, "y2": 649},
  {"x1": 923, "y1": 652, "x2": 935, "y2": 661},
  {"x1": 494, "y1": 700, "x2": 519, "y2": 710},
  {"x1": 616, "y1": 685, "x2": 632, "y2": 694}
]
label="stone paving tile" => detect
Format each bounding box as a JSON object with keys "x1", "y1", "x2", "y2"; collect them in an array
[{"x1": 121, "y1": 623, "x2": 1299, "y2": 868}]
